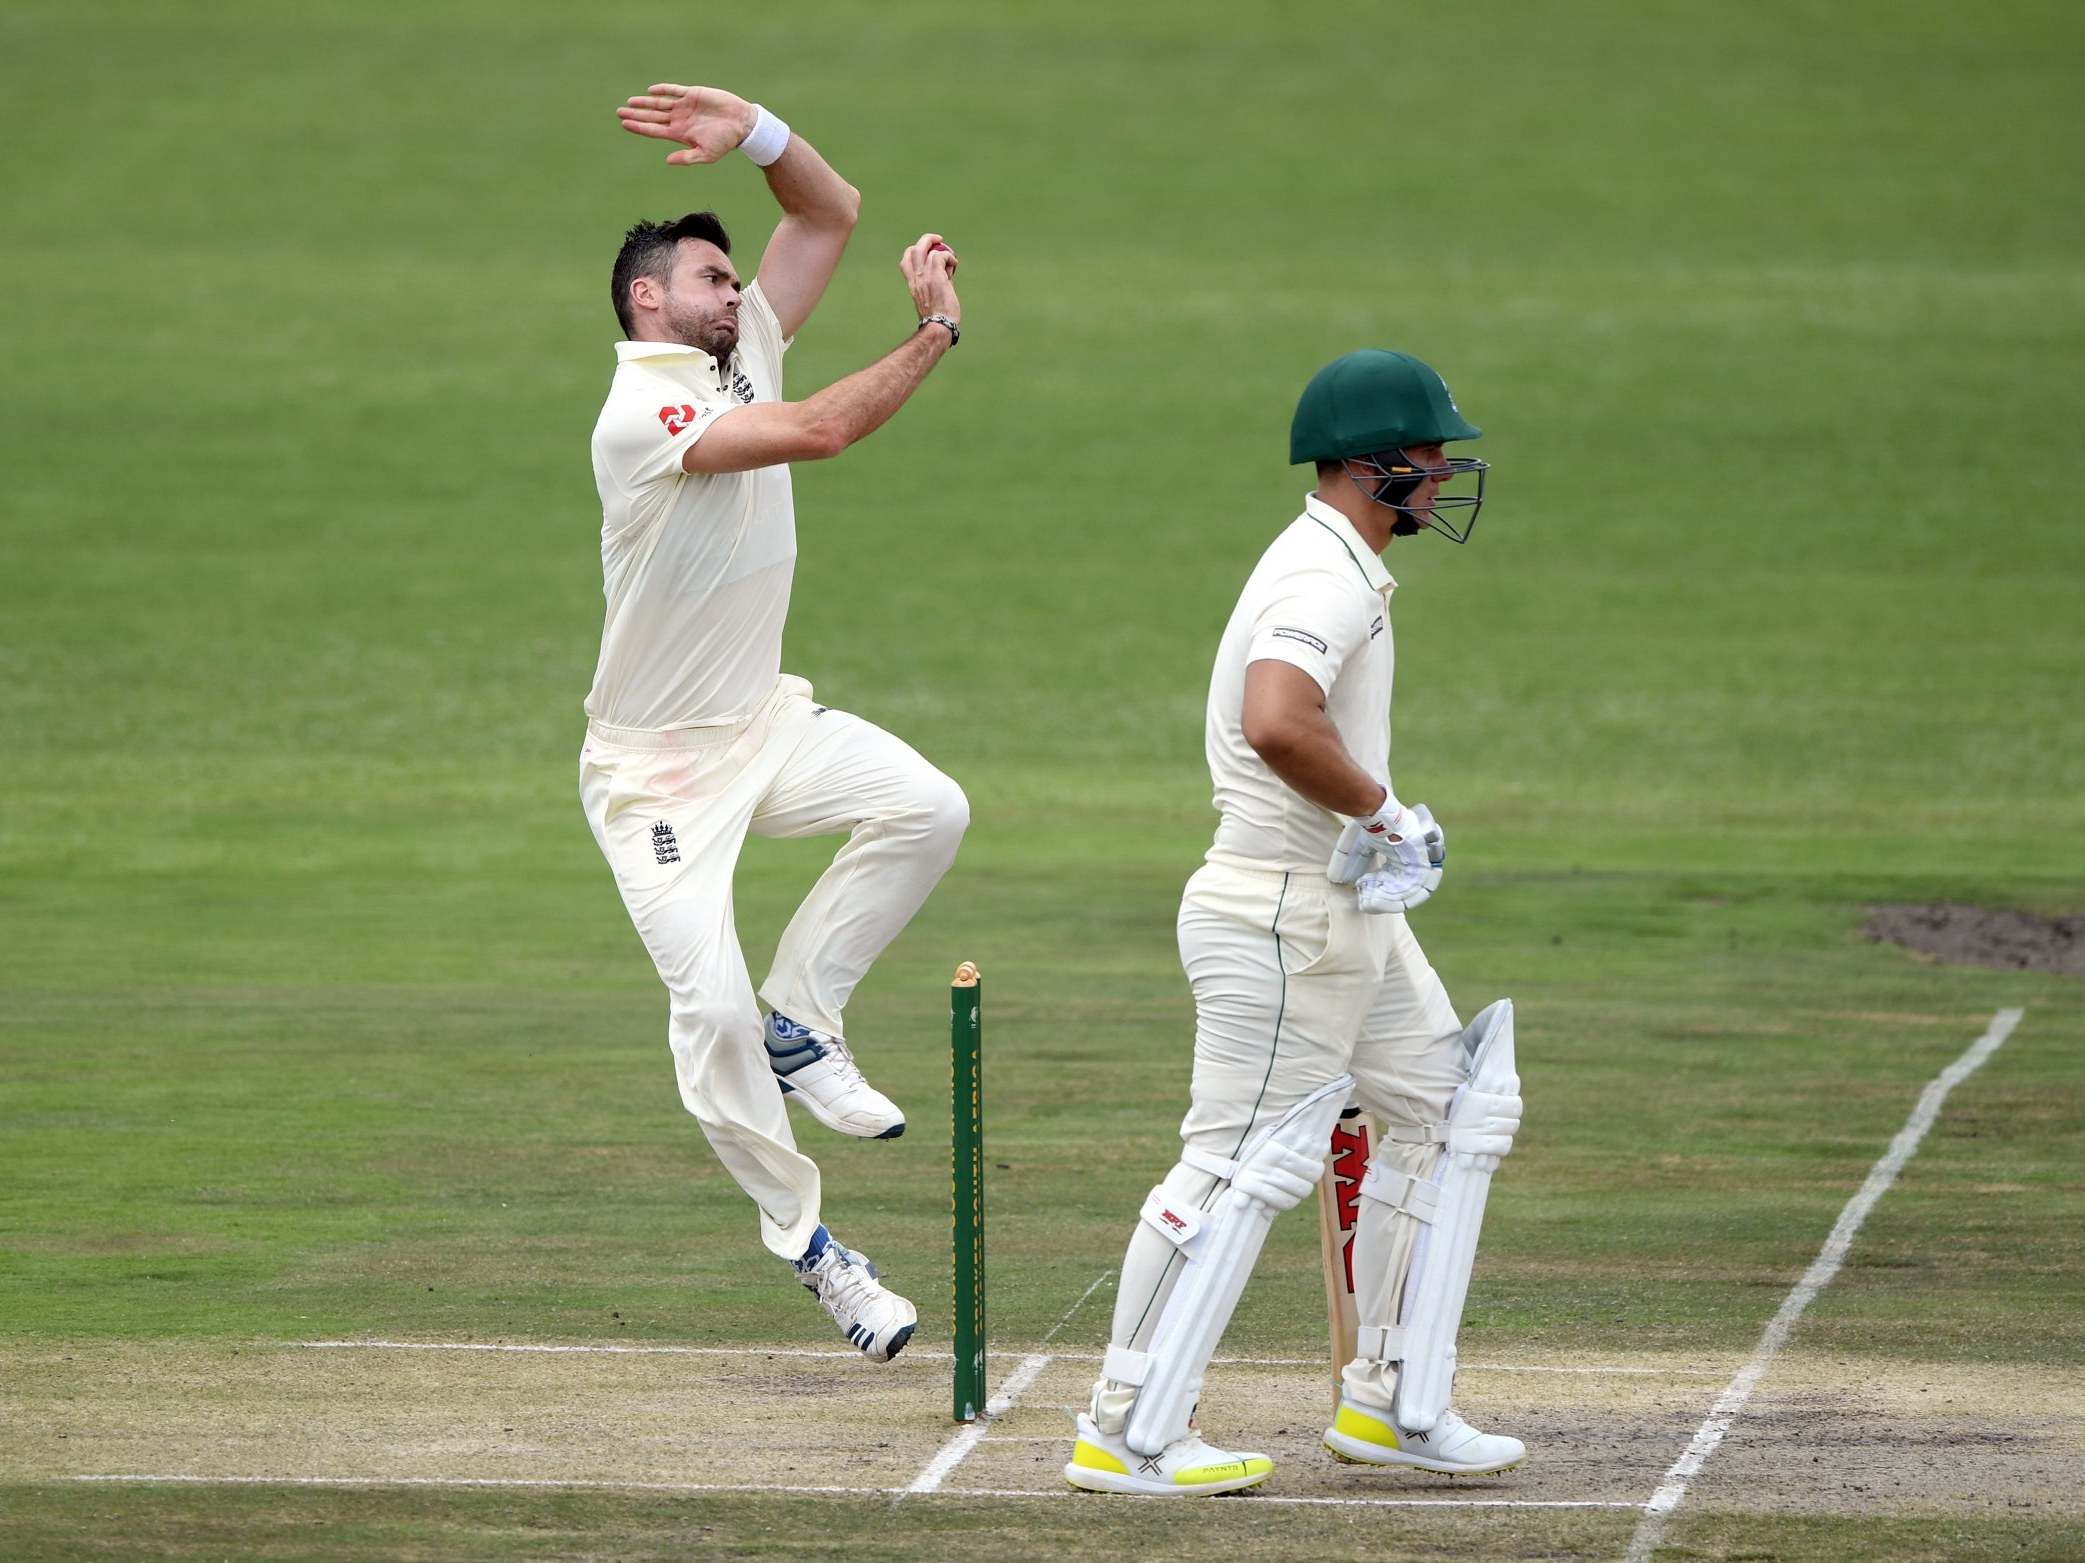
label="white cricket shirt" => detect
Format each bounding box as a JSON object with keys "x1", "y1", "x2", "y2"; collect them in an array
[
  {"x1": 1204, "y1": 492, "x2": 1397, "y2": 873},
  {"x1": 583, "y1": 280, "x2": 795, "y2": 731}
]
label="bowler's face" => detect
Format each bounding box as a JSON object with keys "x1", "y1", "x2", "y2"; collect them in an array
[{"x1": 659, "y1": 239, "x2": 743, "y2": 359}]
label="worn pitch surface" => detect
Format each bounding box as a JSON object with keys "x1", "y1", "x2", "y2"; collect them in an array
[{"x1": 8, "y1": 1341, "x2": 2081, "y2": 1520}]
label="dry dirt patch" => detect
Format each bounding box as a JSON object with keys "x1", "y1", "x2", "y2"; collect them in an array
[{"x1": 1865, "y1": 902, "x2": 2084, "y2": 974}]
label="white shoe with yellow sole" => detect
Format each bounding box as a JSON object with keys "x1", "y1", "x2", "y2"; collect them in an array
[
  {"x1": 1063, "y1": 1412, "x2": 1273, "y2": 1497},
  {"x1": 1323, "y1": 1395, "x2": 1525, "y2": 1475}
]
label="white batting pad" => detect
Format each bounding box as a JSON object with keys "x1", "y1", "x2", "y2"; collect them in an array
[
  {"x1": 1393, "y1": 998, "x2": 1522, "y2": 1433},
  {"x1": 1123, "y1": 1074, "x2": 1354, "y2": 1457}
]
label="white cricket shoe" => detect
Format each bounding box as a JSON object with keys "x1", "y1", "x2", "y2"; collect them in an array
[
  {"x1": 765, "y1": 1012, "x2": 905, "y2": 1140},
  {"x1": 795, "y1": 1237, "x2": 917, "y2": 1362},
  {"x1": 1063, "y1": 1412, "x2": 1274, "y2": 1497},
  {"x1": 1323, "y1": 1394, "x2": 1526, "y2": 1475}
]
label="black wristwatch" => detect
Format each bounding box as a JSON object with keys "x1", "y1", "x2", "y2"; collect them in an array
[{"x1": 918, "y1": 313, "x2": 960, "y2": 347}]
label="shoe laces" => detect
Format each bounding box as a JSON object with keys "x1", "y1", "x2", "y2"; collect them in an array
[
  {"x1": 821, "y1": 1032, "x2": 868, "y2": 1084},
  {"x1": 816, "y1": 1248, "x2": 878, "y2": 1311}
]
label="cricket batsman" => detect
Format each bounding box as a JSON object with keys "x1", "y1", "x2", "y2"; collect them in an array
[
  {"x1": 579, "y1": 82, "x2": 968, "y2": 1362},
  {"x1": 1065, "y1": 351, "x2": 1527, "y2": 1493}
]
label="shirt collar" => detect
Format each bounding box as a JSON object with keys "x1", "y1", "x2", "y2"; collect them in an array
[
  {"x1": 615, "y1": 338, "x2": 736, "y2": 371},
  {"x1": 1302, "y1": 493, "x2": 1396, "y2": 593}
]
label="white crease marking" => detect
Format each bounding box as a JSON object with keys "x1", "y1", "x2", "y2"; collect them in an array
[
  {"x1": 901, "y1": 1267, "x2": 1114, "y2": 1497},
  {"x1": 302, "y1": 1340, "x2": 940, "y2": 1361},
  {"x1": 299, "y1": 1339, "x2": 1716, "y2": 1377},
  {"x1": 62, "y1": 1474, "x2": 1641, "y2": 1510},
  {"x1": 1623, "y1": 1006, "x2": 2024, "y2": 1563},
  {"x1": 903, "y1": 1352, "x2": 1053, "y2": 1495}
]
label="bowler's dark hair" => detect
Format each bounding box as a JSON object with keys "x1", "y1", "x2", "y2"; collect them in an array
[{"x1": 612, "y1": 212, "x2": 732, "y2": 337}]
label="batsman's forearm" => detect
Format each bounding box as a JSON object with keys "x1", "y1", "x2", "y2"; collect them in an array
[
  {"x1": 1253, "y1": 713, "x2": 1386, "y2": 816},
  {"x1": 803, "y1": 329, "x2": 949, "y2": 452}
]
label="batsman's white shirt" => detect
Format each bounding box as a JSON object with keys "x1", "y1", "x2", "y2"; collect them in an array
[
  {"x1": 1205, "y1": 493, "x2": 1395, "y2": 873},
  {"x1": 584, "y1": 281, "x2": 794, "y2": 732},
  {"x1": 1090, "y1": 493, "x2": 1463, "y2": 1429}
]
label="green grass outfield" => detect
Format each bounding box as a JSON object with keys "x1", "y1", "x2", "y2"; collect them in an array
[{"x1": 3, "y1": 1, "x2": 2082, "y2": 1558}]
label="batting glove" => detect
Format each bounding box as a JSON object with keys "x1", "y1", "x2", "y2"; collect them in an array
[
  {"x1": 1336, "y1": 804, "x2": 1446, "y2": 913},
  {"x1": 1327, "y1": 796, "x2": 1443, "y2": 883}
]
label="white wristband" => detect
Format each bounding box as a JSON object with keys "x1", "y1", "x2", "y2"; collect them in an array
[
  {"x1": 741, "y1": 104, "x2": 791, "y2": 167},
  {"x1": 1359, "y1": 789, "x2": 1415, "y2": 842}
]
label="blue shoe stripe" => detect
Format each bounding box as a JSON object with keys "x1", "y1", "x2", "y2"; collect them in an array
[
  {"x1": 765, "y1": 1038, "x2": 826, "y2": 1076},
  {"x1": 765, "y1": 1013, "x2": 838, "y2": 1077}
]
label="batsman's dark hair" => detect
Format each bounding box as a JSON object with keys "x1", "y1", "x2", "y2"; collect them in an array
[{"x1": 612, "y1": 212, "x2": 732, "y2": 337}]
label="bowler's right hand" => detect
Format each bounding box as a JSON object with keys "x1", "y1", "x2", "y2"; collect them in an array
[{"x1": 901, "y1": 233, "x2": 961, "y2": 327}]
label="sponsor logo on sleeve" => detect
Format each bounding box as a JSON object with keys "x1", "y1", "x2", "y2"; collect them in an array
[
  {"x1": 657, "y1": 404, "x2": 701, "y2": 436},
  {"x1": 1370, "y1": 614, "x2": 1385, "y2": 640},
  {"x1": 1271, "y1": 627, "x2": 1330, "y2": 655}
]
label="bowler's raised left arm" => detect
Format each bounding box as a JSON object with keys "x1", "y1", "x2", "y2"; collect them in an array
[{"x1": 618, "y1": 82, "x2": 860, "y2": 338}]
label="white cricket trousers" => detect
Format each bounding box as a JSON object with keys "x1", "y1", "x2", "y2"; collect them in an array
[
  {"x1": 1093, "y1": 859, "x2": 1464, "y2": 1428},
  {"x1": 579, "y1": 674, "x2": 968, "y2": 1261}
]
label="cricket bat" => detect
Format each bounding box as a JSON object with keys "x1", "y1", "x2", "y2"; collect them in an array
[{"x1": 1315, "y1": 1101, "x2": 1378, "y2": 1414}]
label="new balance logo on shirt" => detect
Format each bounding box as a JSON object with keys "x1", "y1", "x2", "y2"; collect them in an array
[{"x1": 1271, "y1": 626, "x2": 1329, "y2": 655}]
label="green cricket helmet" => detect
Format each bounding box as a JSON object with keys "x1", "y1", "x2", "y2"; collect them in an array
[{"x1": 1289, "y1": 349, "x2": 1489, "y2": 543}]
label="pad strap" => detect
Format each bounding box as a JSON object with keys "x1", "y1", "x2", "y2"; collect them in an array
[
  {"x1": 1358, "y1": 1162, "x2": 1439, "y2": 1224},
  {"x1": 1102, "y1": 1344, "x2": 1150, "y2": 1387},
  {"x1": 1180, "y1": 1147, "x2": 1239, "y2": 1181},
  {"x1": 1356, "y1": 1324, "x2": 1407, "y2": 1364},
  {"x1": 1386, "y1": 1121, "x2": 1450, "y2": 1146}
]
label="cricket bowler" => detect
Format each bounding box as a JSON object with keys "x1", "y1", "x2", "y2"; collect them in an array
[
  {"x1": 579, "y1": 82, "x2": 967, "y2": 1362},
  {"x1": 1065, "y1": 351, "x2": 1527, "y2": 1493}
]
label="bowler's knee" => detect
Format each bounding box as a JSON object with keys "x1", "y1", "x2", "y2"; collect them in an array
[
  {"x1": 907, "y1": 768, "x2": 969, "y2": 851},
  {"x1": 669, "y1": 997, "x2": 762, "y2": 1067}
]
